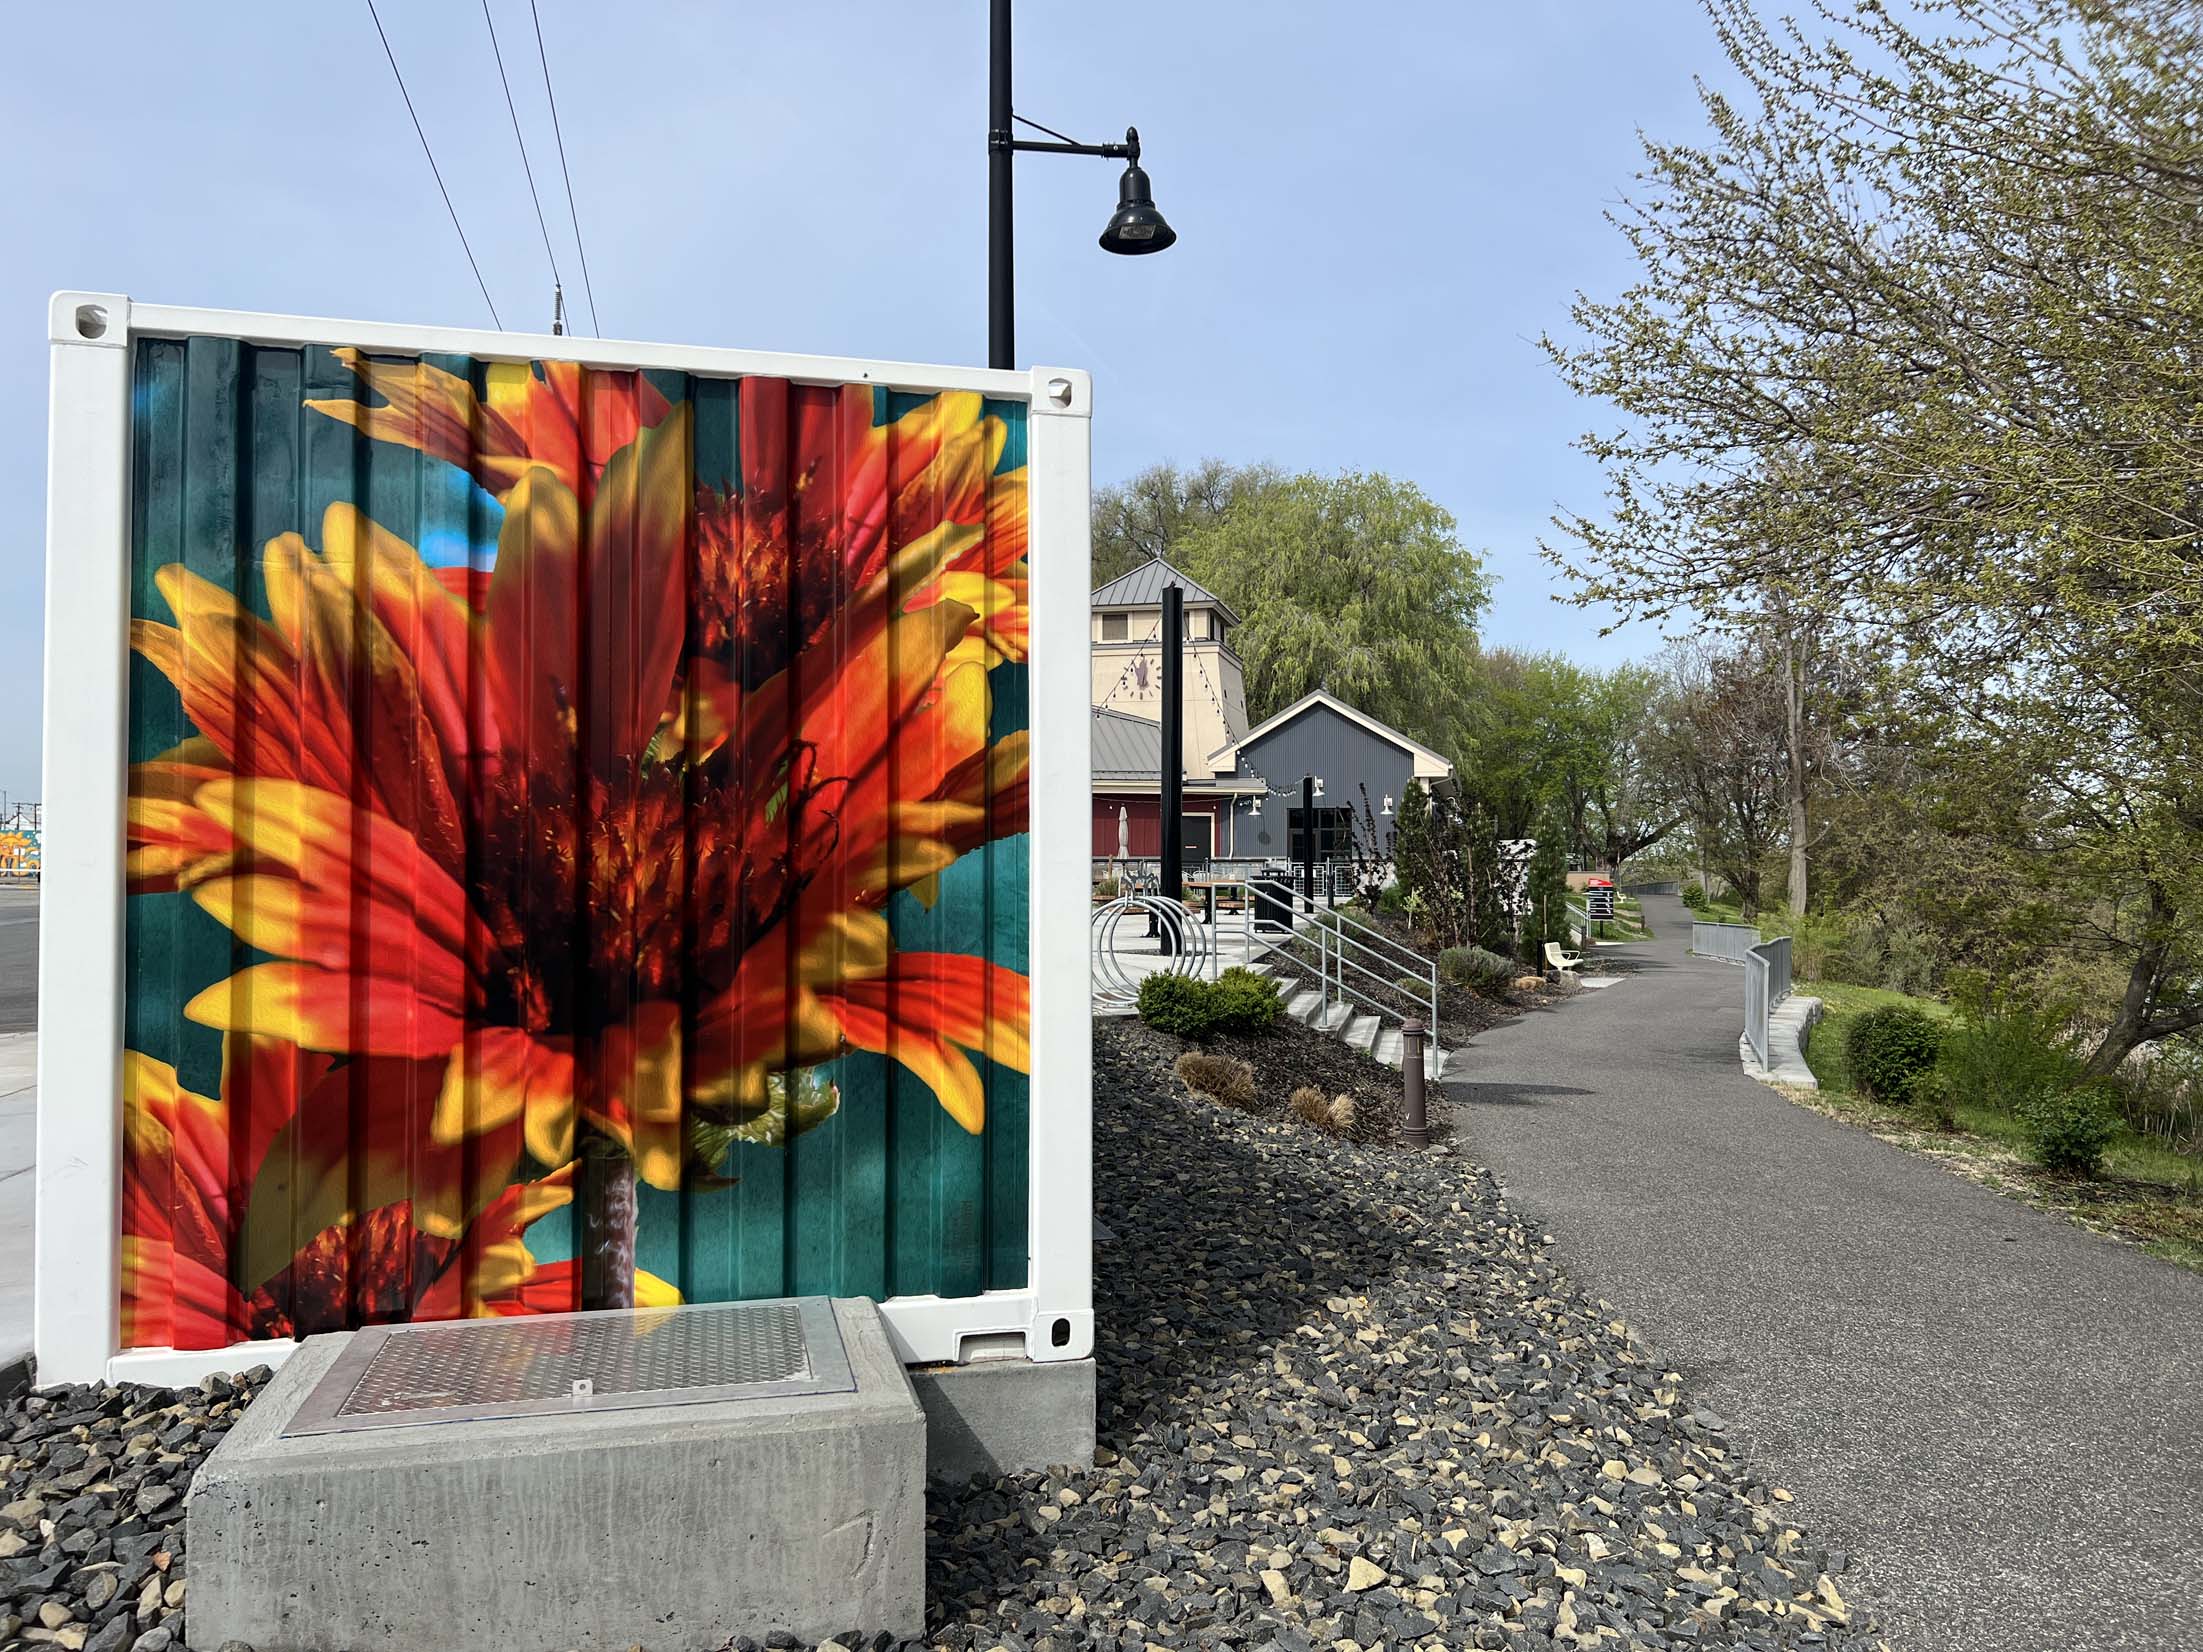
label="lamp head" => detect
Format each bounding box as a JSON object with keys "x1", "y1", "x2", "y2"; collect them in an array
[{"x1": 1099, "y1": 129, "x2": 1176, "y2": 255}]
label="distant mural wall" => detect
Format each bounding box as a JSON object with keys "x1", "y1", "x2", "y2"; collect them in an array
[{"x1": 120, "y1": 339, "x2": 1031, "y2": 1349}]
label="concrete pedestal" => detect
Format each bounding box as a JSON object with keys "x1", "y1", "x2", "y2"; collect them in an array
[
  {"x1": 186, "y1": 1299, "x2": 924, "y2": 1652},
  {"x1": 911, "y1": 1356, "x2": 1096, "y2": 1480}
]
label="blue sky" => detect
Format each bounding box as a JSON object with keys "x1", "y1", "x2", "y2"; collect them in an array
[{"x1": 0, "y1": 1, "x2": 1723, "y2": 799}]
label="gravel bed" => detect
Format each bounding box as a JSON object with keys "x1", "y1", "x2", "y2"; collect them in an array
[
  {"x1": 0, "y1": 1369, "x2": 268, "y2": 1651},
  {"x1": 0, "y1": 1015, "x2": 1878, "y2": 1652},
  {"x1": 1104, "y1": 1015, "x2": 1453, "y2": 1146}
]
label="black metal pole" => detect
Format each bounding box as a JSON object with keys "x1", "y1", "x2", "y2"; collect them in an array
[
  {"x1": 988, "y1": 0, "x2": 1014, "y2": 370},
  {"x1": 1160, "y1": 585, "x2": 1184, "y2": 908},
  {"x1": 1300, "y1": 774, "x2": 1316, "y2": 918}
]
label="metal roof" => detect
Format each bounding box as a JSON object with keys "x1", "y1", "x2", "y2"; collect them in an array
[
  {"x1": 1091, "y1": 709, "x2": 1164, "y2": 780},
  {"x1": 1089, "y1": 559, "x2": 1239, "y2": 624}
]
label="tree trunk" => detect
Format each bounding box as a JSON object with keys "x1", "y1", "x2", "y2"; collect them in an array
[
  {"x1": 2085, "y1": 919, "x2": 2168, "y2": 1078},
  {"x1": 1784, "y1": 633, "x2": 1808, "y2": 917},
  {"x1": 578, "y1": 1124, "x2": 638, "y2": 1310}
]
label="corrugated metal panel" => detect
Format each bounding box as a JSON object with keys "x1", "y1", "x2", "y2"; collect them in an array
[
  {"x1": 1090, "y1": 708, "x2": 1162, "y2": 779},
  {"x1": 1088, "y1": 557, "x2": 1237, "y2": 621},
  {"x1": 118, "y1": 338, "x2": 1030, "y2": 1350}
]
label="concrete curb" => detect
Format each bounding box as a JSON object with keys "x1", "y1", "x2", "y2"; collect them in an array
[{"x1": 1740, "y1": 995, "x2": 1822, "y2": 1089}]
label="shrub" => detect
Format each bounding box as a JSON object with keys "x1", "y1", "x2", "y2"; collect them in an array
[
  {"x1": 1215, "y1": 966, "x2": 1283, "y2": 1032},
  {"x1": 1844, "y1": 1004, "x2": 1946, "y2": 1102},
  {"x1": 1906, "y1": 1065, "x2": 1957, "y2": 1130},
  {"x1": 1137, "y1": 973, "x2": 1211, "y2": 1037},
  {"x1": 1439, "y1": 945, "x2": 1515, "y2": 994},
  {"x1": 1936, "y1": 984, "x2": 2083, "y2": 1117},
  {"x1": 1136, "y1": 968, "x2": 1281, "y2": 1039},
  {"x1": 1093, "y1": 874, "x2": 1119, "y2": 899},
  {"x1": 1680, "y1": 881, "x2": 1707, "y2": 910},
  {"x1": 1325, "y1": 1094, "x2": 1357, "y2": 1134},
  {"x1": 1877, "y1": 921, "x2": 1940, "y2": 998},
  {"x1": 1174, "y1": 1051, "x2": 1256, "y2": 1108},
  {"x1": 2022, "y1": 1085, "x2": 2118, "y2": 1176},
  {"x1": 1764, "y1": 911, "x2": 1857, "y2": 984},
  {"x1": 1511, "y1": 974, "x2": 1545, "y2": 993}
]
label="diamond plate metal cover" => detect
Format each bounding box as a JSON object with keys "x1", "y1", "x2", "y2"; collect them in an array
[{"x1": 283, "y1": 1298, "x2": 854, "y2": 1436}]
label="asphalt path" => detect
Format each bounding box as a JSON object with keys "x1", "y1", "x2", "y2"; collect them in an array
[{"x1": 1448, "y1": 893, "x2": 2203, "y2": 1652}]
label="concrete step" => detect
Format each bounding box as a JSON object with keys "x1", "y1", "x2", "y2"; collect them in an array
[
  {"x1": 1286, "y1": 989, "x2": 1324, "y2": 1026},
  {"x1": 1372, "y1": 1026, "x2": 1402, "y2": 1069},
  {"x1": 1316, "y1": 1001, "x2": 1354, "y2": 1034},
  {"x1": 1344, "y1": 1014, "x2": 1380, "y2": 1055}
]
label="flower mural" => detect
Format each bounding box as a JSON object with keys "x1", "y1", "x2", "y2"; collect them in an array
[{"x1": 121, "y1": 344, "x2": 1032, "y2": 1346}]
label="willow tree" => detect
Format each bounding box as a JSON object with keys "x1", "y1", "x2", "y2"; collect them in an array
[
  {"x1": 1173, "y1": 470, "x2": 1491, "y2": 752},
  {"x1": 1546, "y1": 0, "x2": 2203, "y2": 1067}
]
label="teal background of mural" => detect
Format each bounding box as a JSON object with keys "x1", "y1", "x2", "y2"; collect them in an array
[{"x1": 123, "y1": 335, "x2": 1030, "y2": 1307}]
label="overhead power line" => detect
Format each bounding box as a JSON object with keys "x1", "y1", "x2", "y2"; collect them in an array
[
  {"x1": 481, "y1": 0, "x2": 564, "y2": 327},
  {"x1": 365, "y1": 0, "x2": 503, "y2": 329},
  {"x1": 528, "y1": 0, "x2": 601, "y2": 336}
]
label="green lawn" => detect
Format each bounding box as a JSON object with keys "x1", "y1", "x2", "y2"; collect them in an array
[
  {"x1": 1687, "y1": 894, "x2": 1749, "y2": 926},
  {"x1": 1797, "y1": 979, "x2": 2203, "y2": 1268}
]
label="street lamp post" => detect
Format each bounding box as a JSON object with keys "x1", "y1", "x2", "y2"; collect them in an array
[{"x1": 987, "y1": 0, "x2": 1176, "y2": 370}]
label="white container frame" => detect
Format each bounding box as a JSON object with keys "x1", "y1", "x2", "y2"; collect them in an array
[{"x1": 37, "y1": 293, "x2": 1094, "y2": 1387}]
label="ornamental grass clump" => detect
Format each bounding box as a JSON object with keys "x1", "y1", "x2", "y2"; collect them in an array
[
  {"x1": 1844, "y1": 1004, "x2": 1946, "y2": 1102},
  {"x1": 1175, "y1": 1051, "x2": 1257, "y2": 1109},
  {"x1": 1289, "y1": 1084, "x2": 1356, "y2": 1135}
]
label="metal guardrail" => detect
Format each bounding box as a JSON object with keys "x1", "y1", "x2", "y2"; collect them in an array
[
  {"x1": 1690, "y1": 921, "x2": 1760, "y2": 964},
  {"x1": 1742, "y1": 934, "x2": 1792, "y2": 1069}
]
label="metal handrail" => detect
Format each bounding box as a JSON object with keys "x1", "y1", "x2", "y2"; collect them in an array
[
  {"x1": 1232, "y1": 875, "x2": 1440, "y2": 1048},
  {"x1": 1305, "y1": 904, "x2": 1428, "y2": 975},
  {"x1": 1742, "y1": 934, "x2": 1792, "y2": 1068},
  {"x1": 1300, "y1": 909, "x2": 1423, "y2": 979}
]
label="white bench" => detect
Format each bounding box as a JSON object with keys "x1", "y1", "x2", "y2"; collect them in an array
[{"x1": 1544, "y1": 940, "x2": 1583, "y2": 976}]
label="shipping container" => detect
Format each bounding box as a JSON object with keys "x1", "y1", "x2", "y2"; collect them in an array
[{"x1": 37, "y1": 294, "x2": 1093, "y2": 1387}]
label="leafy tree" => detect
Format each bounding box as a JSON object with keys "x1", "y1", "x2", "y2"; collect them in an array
[
  {"x1": 1456, "y1": 650, "x2": 1677, "y2": 868},
  {"x1": 1647, "y1": 638, "x2": 1788, "y2": 918},
  {"x1": 1545, "y1": 0, "x2": 2203, "y2": 1065},
  {"x1": 1172, "y1": 471, "x2": 1491, "y2": 750},
  {"x1": 1090, "y1": 459, "x2": 1283, "y2": 588}
]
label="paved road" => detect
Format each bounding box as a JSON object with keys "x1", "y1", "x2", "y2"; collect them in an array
[
  {"x1": 0, "y1": 887, "x2": 34, "y2": 1035},
  {"x1": 1449, "y1": 894, "x2": 2203, "y2": 1652}
]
